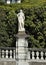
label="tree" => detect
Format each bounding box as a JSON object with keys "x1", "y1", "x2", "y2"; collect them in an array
[
  {"x1": 0, "y1": 8, "x2": 17, "y2": 47},
  {"x1": 0, "y1": 2, "x2": 46, "y2": 48}
]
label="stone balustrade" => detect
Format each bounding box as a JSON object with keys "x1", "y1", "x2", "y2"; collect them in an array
[
  {"x1": 28, "y1": 48, "x2": 46, "y2": 60},
  {"x1": 0, "y1": 47, "x2": 16, "y2": 59},
  {"x1": 0, "y1": 47, "x2": 46, "y2": 61}
]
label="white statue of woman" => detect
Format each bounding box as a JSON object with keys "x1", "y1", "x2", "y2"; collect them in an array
[{"x1": 17, "y1": 10, "x2": 25, "y2": 32}]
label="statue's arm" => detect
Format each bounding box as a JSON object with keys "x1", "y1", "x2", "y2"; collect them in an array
[
  {"x1": 24, "y1": 16, "x2": 25, "y2": 20},
  {"x1": 23, "y1": 14, "x2": 25, "y2": 20},
  {"x1": 17, "y1": 13, "x2": 20, "y2": 17}
]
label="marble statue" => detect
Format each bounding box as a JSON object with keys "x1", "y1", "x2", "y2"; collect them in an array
[{"x1": 17, "y1": 10, "x2": 25, "y2": 32}]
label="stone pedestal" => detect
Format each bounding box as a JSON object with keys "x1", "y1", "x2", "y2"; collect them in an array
[
  {"x1": 18, "y1": 60, "x2": 29, "y2": 65},
  {"x1": 16, "y1": 31, "x2": 29, "y2": 65}
]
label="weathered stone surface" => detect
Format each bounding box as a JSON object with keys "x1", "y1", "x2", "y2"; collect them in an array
[
  {"x1": 0, "y1": 60, "x2": 46, "y2": 65},
  {"x1": 29, "y1": 62, "x2": 46, "y2": 65},
  {"x1": 0, "y1": 61, "x2": 16, "y2": 65}
]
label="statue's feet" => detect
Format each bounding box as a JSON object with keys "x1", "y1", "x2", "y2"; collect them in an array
[{"x1": 18, "y1": 28, "x2": 25, "y2": 32}]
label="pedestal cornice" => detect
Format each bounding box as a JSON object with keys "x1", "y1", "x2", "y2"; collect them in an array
[{"x1": 16, "y1": 31, "x2": 29, "y2": 38}]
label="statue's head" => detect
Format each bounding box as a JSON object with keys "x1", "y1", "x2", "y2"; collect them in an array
[{"x1": 20, "y1": 9, "x2": 23, "y2": 12}]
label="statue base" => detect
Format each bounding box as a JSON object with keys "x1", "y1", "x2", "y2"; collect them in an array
[
  {"x1": 17, "y1": 60, "x2": 29, "y2": 65},
  {"x1": 16, "y1": 31, "x2": 29, "y2": 38},
  {"x1": 16, "y1": 31, "x2": 29, "y2": 65}
]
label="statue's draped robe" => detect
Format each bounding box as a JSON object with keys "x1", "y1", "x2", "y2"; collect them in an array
[{"x1": 17, "y1": 11, "x2": 25, "y2": 31}]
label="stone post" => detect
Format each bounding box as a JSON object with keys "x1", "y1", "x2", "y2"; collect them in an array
[{"x1": 16, "y1": 32, "x2": 29, "y2": 65}]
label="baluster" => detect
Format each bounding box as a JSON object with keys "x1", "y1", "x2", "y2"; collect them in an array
[
  {"x1": 13, "y1": 50, "x2": 15, "y2": 59},
  {"x1": 32, "y1": 51, "x2": 35, "y2": 59},
  {"x1": 10, "y1": 50, "x2": 12, "y2": 59},
  {"x1": 36, "y1": 51, "x2": 39, "y2": 60},
  {"x1": 6, "y1": 50, "x2": 8, "y2": 58},
  {"x1": 16, "y1": 41, "x2": 17, "y2": 59},
  {"x1": 45, "y1": 52, "x2": 46, "y2": 60},
  {"x1": 41, "y1": 51, "x2": 43, "y2": 60},
  {"x1": 2, "y1": 50, "x2": 4, "y2": 58},
  {"x1": 0, "y1": 49, "x2": 1, "y2": 58}
]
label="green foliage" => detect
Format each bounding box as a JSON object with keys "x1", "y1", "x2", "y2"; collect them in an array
[
  {"x1": 0, "y1": 2, "x2": 46, "y2": 48},
  {"x1": 24, "y1": 6, "x2": 46, "y2": 48},
  {"x1": 0, "y1": 8, "x2": 17, "y2": 47},
  {"x1": 0, "y1": 0, "x2": 5, "y2": 5}
]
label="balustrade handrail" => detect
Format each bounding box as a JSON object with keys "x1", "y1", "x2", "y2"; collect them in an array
[
  {"x1": 0, "y1": 47, "x2": 46, "y2": 60},
  {"x1": 0, "y1": 47, "x2": 16, "y2": 59},
  {"x1": 28, "y1": 48, "x2": 46, "y2": 52},
  {"x1": 0, "y1": 47, "x2": 15, "y2": 50}
]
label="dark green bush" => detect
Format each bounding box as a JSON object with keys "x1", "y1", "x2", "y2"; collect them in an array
[{"x1": 0, "y1": 2, "x2": 46, "y2": 48}]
